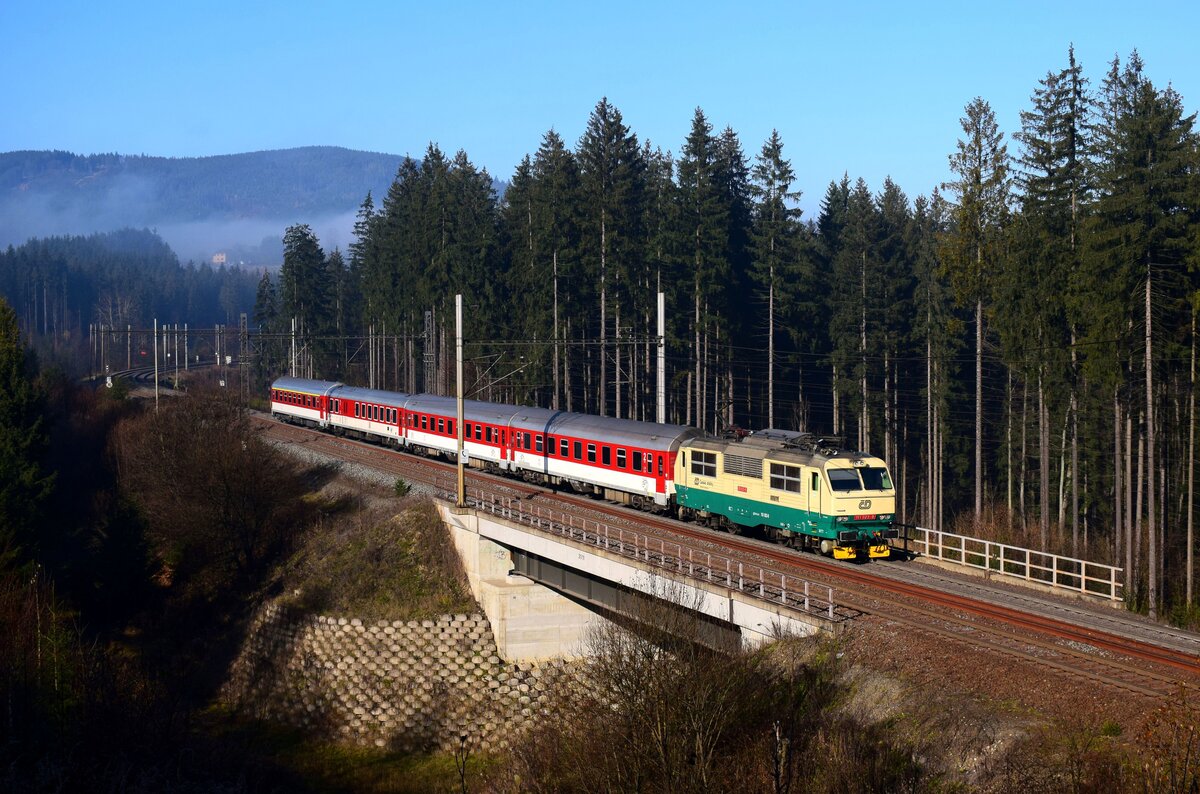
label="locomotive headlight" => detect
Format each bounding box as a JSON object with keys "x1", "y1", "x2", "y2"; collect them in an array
[{"x1": 836, "y1": 516, "x2": 848, "y2": 523}]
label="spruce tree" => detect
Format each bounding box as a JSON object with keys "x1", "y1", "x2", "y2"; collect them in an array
[
  {"x1": 749, "y1": 130, "x2": 802, "y2": 428},
  {"x1": 941, "y1": 97, "x2": 1011, "y2": 527},
  {"x1": 577, "y1": 98, "x2": 644, "y2": 416},
  {"x1": 677, "y1": 108, "x2": 729, "y2": 430}
]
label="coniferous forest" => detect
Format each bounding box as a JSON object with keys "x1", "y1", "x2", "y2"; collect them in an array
[
  {"x1": 255, "y1": 49, "x2": 1200, "y2": 622},
  {"x1": 3, "y1": 49, "x2": 1197, "y2": 624}
]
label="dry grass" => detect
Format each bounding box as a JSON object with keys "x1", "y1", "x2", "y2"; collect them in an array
[{"x1": 275, "y1": 496, "x2": 476, "y2": 621}]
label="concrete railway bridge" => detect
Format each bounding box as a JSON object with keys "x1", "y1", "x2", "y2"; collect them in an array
[{"x1": 438, "y1": 490, "x2": 853, "y2": 662}]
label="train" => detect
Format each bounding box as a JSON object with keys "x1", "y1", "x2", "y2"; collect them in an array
[{"x1": 269, "y1": 376, "x2": 898, "y2": 560}]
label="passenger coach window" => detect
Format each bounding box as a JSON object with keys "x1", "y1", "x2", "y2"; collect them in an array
[
  {"x1": 602, "y1": 447, "x2": 611, "y2": 466},
  {"x1": 617, "y1": 449, "x2": 626, "y2": 468},
  {"x1": 691, "y1": 451, "x2": 717, "y2": 477},
  {"x1": 574, "y1": 441, "x2": 582, "y2": 460},
  {"x1": 421, "y1": 416, "x2": 428, "y2": 430},
  {"x1": 769, "y1": 463, "x2": 802, "y2": 493},
  {"x1": 633, "y1": 451, "x2": 642, "y2": 472},
  {"x1": 535, "y1": 435, "x2": 543, "y2": 453},
  {"x1": 587, "y1": 444, "x2": 596, "y2": 463},
  {"x1": 560, "y1": 439, "x2": 569, "y2": 457}
]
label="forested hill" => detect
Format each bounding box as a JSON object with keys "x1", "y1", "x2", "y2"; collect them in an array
[{"x1": 0, "y1": 146, "x2": 407, "y2": 232}]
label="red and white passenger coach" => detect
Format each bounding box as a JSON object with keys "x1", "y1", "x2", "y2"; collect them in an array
[{"x1": 269, "y1": 377, "x2": 702, "y2": 508}]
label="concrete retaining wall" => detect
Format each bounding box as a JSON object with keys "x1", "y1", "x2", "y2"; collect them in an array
[{"x1": 221, "y1": 601, "x2": 573, "y2": 752}]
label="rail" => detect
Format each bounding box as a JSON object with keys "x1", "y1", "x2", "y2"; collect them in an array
[
  {"x1": 431, "y1": 477, "x2": 850, "y2": 625},
  {"x1": 906, "y1": 527, "x2": 1123, "y2": 601}
]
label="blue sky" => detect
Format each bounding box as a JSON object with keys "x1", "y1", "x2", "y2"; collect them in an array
[{"x1": 2, "y1": 1, "x2": 1197, "y2": 216}]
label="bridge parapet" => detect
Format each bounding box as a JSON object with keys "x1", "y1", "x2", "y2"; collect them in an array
[{"x1": 438, "y1": 488, "x2": 852, "y2": 661}]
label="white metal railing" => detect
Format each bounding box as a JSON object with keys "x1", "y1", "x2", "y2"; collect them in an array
[
  {"x1": 906, "y1": 526, "x2": 1123, "y2": 601},
  {"x1": 442, "y1": 480, "x2": 848, "y2": 624}
]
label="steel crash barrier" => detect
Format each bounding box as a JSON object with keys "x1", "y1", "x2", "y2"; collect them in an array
[
  {"x1": 430, "y1": 477, "x2": 850, "y2": 624},
  {"x1": 905, "y1": 527, "x2": 1123, "y2": 601}
]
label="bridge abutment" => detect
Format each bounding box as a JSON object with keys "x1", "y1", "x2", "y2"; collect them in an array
[{"x1": 441, "y1": 506, "x2": 604, "y2": 662}]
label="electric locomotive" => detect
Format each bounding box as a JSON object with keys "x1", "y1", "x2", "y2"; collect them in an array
[{"x1": 675, "y1": 430, "x2": 897, "y2": 560}]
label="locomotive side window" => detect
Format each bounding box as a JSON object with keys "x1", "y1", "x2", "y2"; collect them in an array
[
  {"x1": 691, "y1": 451, "x2": 717, "y2": 477},
  {"x1": 587, "y1": 444, "x2": 596, "y2": 463},
  {"x1": 769, "y1": 463, "x2": 802, "y2": 493},
  {"x1": 616, "y1": 448, "x2": 626, "y2": 469},
  {"x1": 812, "y1": 472, "x2": 820, "y2": 492}
]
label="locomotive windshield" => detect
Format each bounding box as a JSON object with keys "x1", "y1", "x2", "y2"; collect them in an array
[
  {"x1": 827, "y1": 466, "x2": 894, "y2": 492},
  {"x1": 827, "y1": 469, "x2": 861, "y2": 492},
  {"x1": 860, "y1": 466, "x2": 893, "y2": 490}
]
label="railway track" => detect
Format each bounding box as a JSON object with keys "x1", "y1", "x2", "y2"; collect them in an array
[{"x1": 257, "y1": 414, "x2": 1200, "y2": 701}]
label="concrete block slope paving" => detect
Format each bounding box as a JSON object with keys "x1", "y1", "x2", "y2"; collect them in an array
[{"x1": 221, "y1": 601, "x2": 575, "y2": 751}]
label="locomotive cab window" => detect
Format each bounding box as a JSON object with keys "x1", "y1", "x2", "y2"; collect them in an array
[
  {"x1": 691, "y1": 451, "x2": 717, "y2": 477},
  {"x1": 828, "y1": 469, "x2": 862, "y2": 492},
  {"x1": 769, "y1": 463, "x2": 802, "y2": 493}
]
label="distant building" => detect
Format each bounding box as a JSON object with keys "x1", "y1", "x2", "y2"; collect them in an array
[{"x1": 211, "y1": 252, "x2": 227, "y2": 265}]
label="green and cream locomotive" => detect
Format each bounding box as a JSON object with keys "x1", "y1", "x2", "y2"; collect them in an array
[{"x1": 675, "y1": 430, "x2": 898, "y2": 560}]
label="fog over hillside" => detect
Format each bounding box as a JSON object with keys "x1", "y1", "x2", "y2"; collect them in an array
[{"x1": 0, "y1": 147, "x2": 407, "y2": 265}]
